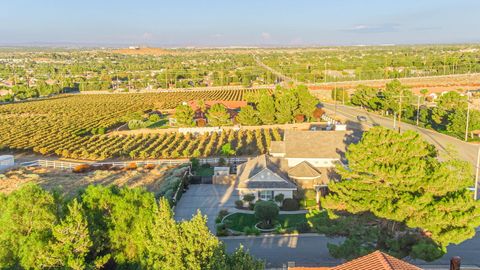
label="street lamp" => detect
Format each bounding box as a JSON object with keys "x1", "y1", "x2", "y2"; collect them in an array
[{"x1": 465, "y1": 96, "x2": 471, "y2": 142}]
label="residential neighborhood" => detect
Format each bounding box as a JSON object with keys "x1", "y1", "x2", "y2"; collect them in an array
[{"x1": 1, "y1": 1, "x2": 480, "y2": 269}]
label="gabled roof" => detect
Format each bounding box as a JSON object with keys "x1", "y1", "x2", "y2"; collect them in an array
[
  {"x1": 289, "y1": 251, "x2": 422, "y2": 270},
  {"x1": 187, "y1": 100, "x2": 247, "y2": 110},
  {"x1": 236, "y1": 155, "x2": 297, "y2": 189},
  {"x1": 282, "y1": 130, "x2": 349, "y2": 159},
  {"x1": 288, "y1": 161, "x2": 322, "y2": 179}
]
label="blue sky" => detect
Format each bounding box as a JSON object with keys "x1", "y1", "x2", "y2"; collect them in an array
[{"x1": 2, "y1": 0, "x2": 479, "y2": 47}]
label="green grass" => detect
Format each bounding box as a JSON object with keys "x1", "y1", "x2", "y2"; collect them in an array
[
  {"x1": 195, "y1": 167, "x2": 214, "y2": 177},
  {"x1": 223, "y1": 213, "x2": 307, "y2": 232},
  {"x1": 299, "y1": 189, "x2": 317, "y2": 209}
]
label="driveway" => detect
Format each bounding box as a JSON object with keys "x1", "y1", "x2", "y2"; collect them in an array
[{"x1": 174, "y1": 184, "x2": 239, "y2": 232}]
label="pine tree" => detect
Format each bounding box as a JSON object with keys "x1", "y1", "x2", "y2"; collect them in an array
[
  {"x1": 174, "y1": 104, "x2": 195, "y2": 126},
  {"x1": 274, "y1": 88, "x2": 298, "y2": 124},
  {"x1": 236, "y1": 105, "x2": 261, "y2": 125},
  {"x1": 295, "y1": 85, "x2": 318, "y2": 120},
  {"x1": 206, "y1": 103, "x2": 231, "y2": 126},
  {"x1": 257, "y1": 92, "x2": 276, "y2": 124},
  {"x1": 323, "y1": 127, "x2": 480, "y2": 256},
  {"x1": 44, "y1": 199, "x2": 93, "y2": 270}
]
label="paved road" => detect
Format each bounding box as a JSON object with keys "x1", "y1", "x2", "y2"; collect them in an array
[
  {"x1": 322, "y1": 103, "x2": 478, "y2": 169},
  {"x1": 174, "y1": 184, "x2": 238, "y2": 231},
  {"x1": 221, "y1": 233, "x2": 480, "y2": 268}
]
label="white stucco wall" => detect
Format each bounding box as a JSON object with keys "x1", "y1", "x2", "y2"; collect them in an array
[
  {"x1": 286, "y1": 158, "x2": 338, "y2": 168},
  {"x1": 0, "y1": 155, "x2": 14, "y2": 170}
]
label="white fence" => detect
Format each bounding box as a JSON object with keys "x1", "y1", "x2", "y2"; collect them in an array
[{"x1": 20, "y1": 157, "x2": 250, "y2": 170}]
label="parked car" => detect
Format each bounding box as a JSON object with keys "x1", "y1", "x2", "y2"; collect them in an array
[{"x1": 357, "y1": 115, "x2": 367, "y2": 122}]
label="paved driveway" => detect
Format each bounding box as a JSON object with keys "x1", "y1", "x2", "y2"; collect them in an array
[{"x1": 174, "y1": 184, "x2": 239, "y2": 232}]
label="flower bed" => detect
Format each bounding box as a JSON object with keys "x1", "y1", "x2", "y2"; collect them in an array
[{"x1": 223, "y1": 212, "x2": 308, "y2": 233}]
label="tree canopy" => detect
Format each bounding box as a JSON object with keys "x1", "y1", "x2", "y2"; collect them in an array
[
  {"x1": 206, "y1": 103, "x2": 231, "y2": 126},
  {"x1": 322, "y1": 127, "x2": 480, "y2": 260},
  {"x1": 174, "y1": 104, "x2": 195, "y2": 127},
  {"x1": 0, "y1": 184, "x2": 264, "y2": 269}
]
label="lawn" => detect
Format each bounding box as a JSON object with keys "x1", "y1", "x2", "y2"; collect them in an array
[
  {"x1": 299, "y1": 189, "x2": 317, "y2": 209},
  {"x1": 195, "y1": 166, "x2": 214, "y2": 177},
  {"x1": 223, "y1": 212, "x2": 307, "y2": 232}
]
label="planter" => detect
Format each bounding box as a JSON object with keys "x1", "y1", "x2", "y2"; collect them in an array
[{"x1": 254, "y1": 222, "x2": 278, "y2": 232}]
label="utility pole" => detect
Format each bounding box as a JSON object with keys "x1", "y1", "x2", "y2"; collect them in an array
[
  {"x1": 324, "y1": 61, "x2": 327, "y2": 83},
  {"x1": 397, "y1": 93, "x2": 403, "y2": 132},
  {"x1": 475, "y1": 145, "x2": 480, "y2": 200},
  {"x1": 334, "y1": 82, "x2": 337, "y2": 117},
  {"x1": 416, "y1": 95, "x2": 421, "y2": 126},
  {"x1": 393, "y1": 112, "x2": 397, "y2": 130},
  {"x1": 465, "y1": 97, "x2": 470, "y2": 142}
]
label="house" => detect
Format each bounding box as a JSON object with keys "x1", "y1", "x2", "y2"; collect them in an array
[
  {"x1": 289, "y1": 250, "x2": 422, "y2": 270},
  {"x1": 270, "y1": 130, "x2": 348, "y2": 168},
  {"x1": 236, "y1": 130, "x2": 350, "y2": 202},
  {"x1": 187, "y1": 100, "x2": 247, "y2": 125}
]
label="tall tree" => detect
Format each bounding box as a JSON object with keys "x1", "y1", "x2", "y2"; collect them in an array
[
  {"x1": 206, "y1": 103, "x2": 231, "y2": 126},
  {"x1": 42, "y1": 199, "x2": 94, "y2": 270},
  {"x1": 236, "y1": 105, "x2": 261, "y2": 125},
  {"x1": 295, "y1": 85, "x2": 318, "y2": 120},
  {"x1": 174, "y1": 104, "x2": 195, "y2": 127},
  {"x1": 0, "y1": 184, "x2": 58, "y2": 269},
  {"x1": 274, "y1": 88, "x2": 298, "y2": 124},
  {"x1": 447, "y1": 108, "x2": 480, "y2": 139},
  {"x1": 323, "y1": 127, "x2": 480, "y2": 258},
  {"x1": 256, "y1": 92, "x2": 276, "y2": 124}
]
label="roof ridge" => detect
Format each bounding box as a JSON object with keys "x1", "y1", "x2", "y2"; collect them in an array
[{"x1": 375, "y1": 251, "x2": 394, "y2": 270}]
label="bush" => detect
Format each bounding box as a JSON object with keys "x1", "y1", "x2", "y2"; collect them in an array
[
  {"x1": 72, "y1": 164, "x2": 92, "y2": 173},
  {"x1": 190, "y1": 157, "x2": 200, "y2": 171},
  {"x1": 243, "y1": 193, "x2": 255, "y2": 203},
  {"x1": 254, "y1": 200, "x2": 279, "y2": 228},
  {"x1": 218, "y1": 209, "x2": 229, "y2": 219},
  {"x1": 126, "y1": 162, "x2": 138, "y2": 170},
  {"x1": 235, "y1": 200, "x2": 244, "y2": 209},
  {"x1": 148, "y1": 113, "x2": 161, "y2": 122},
  {"x1": 410, "y1": 240, "x2": 444, "y2": 262},
  {"x1": 295, "y1": 222, "x2": 311, "y2": 233},
  {"x1": 282, "y1": 198, "x2": 299, "y2": 211},
  {"x1": 274, "y1": 193, "x2": 285, "y2": 204},
  {"x1": 216, "y1": 223, "x2": 228, "y2": 237},
  {"x1": 248, "y1": 202, "x2": 255, "y2": 210}
]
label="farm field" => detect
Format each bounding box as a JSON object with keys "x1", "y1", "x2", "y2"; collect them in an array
[
  {"x1": 0, "y1": 164, "x2": 188, "y2": 196},
  {"x1": 0, "y1": 89, "x2": 281, "y2": 160}
]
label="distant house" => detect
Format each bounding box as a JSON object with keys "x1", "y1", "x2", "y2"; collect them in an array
[
  {"x1": 186, "y1": 100, "x2": 247, "y2": 126},
  {"x1": 289, "y1": 250, "x2": 421, "y2": 270},
  {"x1": 236, "y1": 130, "x2": 350, "y2": 202}
]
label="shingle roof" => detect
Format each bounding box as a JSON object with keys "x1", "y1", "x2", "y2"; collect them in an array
[
  {"x1": 289, "y1": 251, "x2": 422, "y2": 270},
  {"x1": 269, "y1": 141, "x2": 286, "y2": 154},
  {"x1": 283, "y1": 130, "x2": 349, "y2": 159},
  {"x1": 288, "y1": 161, "x2": 322, "y2": 179},
  {"x1": 236, "y1": 155, "x2": 297, "y2": 189}
]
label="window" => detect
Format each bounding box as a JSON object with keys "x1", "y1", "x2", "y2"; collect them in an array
[{"x1": 259, "y1": 190, "x2": 274, "y2": 201}]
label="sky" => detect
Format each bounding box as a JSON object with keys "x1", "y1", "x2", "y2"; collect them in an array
[{"x1": 1, "y1": 0, "x2": 480, "y2": 47}]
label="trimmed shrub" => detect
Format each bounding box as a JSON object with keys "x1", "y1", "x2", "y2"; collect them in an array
[
  {"x1": 254, "y1": 200, "x2": 279, "y2": 228},
  {"x1": 235, "y1": 200, "x2": 244, "y2": 209},
  {"x1": 282, "y1": 198, "x2": 299, "y2": 211},
  {"x1": 274, "y1": 193, "x2": 285, "y2": 204},
  {"x1": 243, "y1": 193, "x2": 255, "y2": 203},
  {"x1": 248, "y1": 202, "x2": 255, "y2": 210},
  {"x1": 216, "y1": 223, "x2": 228, "y2": 236}
]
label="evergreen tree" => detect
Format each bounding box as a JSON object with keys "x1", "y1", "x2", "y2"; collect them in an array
[
  {"x1": 179, "y1": 212, "x2": 221, "y2": 270},
  {"x1": 323, "y1": 127, "x2": 480, "y2": 258},
  {"x1": 236, "y1": 105, "x2": 261, "y2": 125},
  {"x1": 43, "y1": 199, "x2": 93, "y2": 270},
  {"x1": 274, "y1": 88, "x2": 298, "y2": 124},
  {"x1": 447, "y1": 108, "x2": 480, "y2": 139},
  {"x1": 0, "y1": 184, "x2": 57, "y2": 269},
  {"x1": 206, "y1": 103, "x2": 231, "y2": 126},
  {"x1": 174, "y1": 104, "x2": 195, "y2": 127},
  {"x1": 295, "y1": 85, "x2": 318, "y2": 120},
  {"x1": 256, "y1": 92, "x2": 276, "y2": 124}
]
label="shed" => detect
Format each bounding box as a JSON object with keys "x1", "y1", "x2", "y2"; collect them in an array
[{"x1": 0, "y1": 155, "x2": 14, "y2": 170}]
